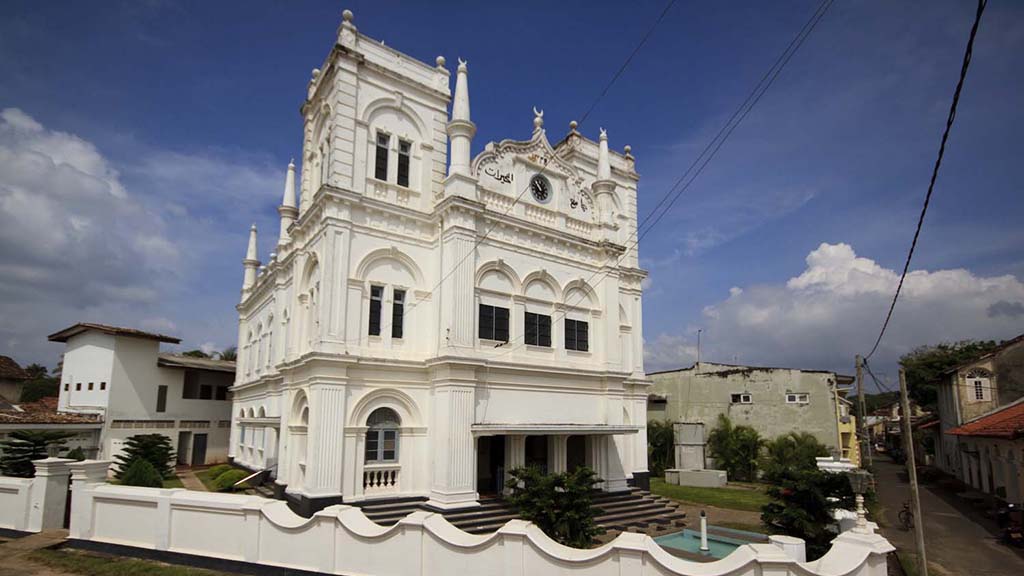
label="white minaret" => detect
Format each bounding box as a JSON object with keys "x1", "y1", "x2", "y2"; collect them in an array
[
  {"x1": 592, "y1": 128, "x2": 617, "y2": 233},
  {"x1": 446, "y1": 58, "x2": 475, "y2": 177},
  {"x1": 278, "y1": 160, "x2": 297, "y2": 247},
  {"x1": 241, "y1": 224, "x2": 259, "y2": 299}
]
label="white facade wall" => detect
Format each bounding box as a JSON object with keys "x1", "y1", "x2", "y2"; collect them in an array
[
  {"x1": 233, "y1": 11, "x2": 650, "y2": 510},
  {"x1": 58, "y1": 331, "x2": 115, "y2": 411},
  {"x1": 67, "y1": 477, "x2": 894, "y2": 576},
  {"x1": 57, "y1": 333, "x2": 233, "y2": 466}
]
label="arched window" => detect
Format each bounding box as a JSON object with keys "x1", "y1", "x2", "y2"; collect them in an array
[
  {"x1": 365, "y1": 407, "x2": 400, "y2": 463},
  {"x1": 966, "y1": 368, "x2": 993, "y2": 402}
]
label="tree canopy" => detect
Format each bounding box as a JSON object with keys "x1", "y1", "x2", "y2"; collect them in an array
[{"x1": 899, "y1": 339, "x2": 999, "y2": 408}]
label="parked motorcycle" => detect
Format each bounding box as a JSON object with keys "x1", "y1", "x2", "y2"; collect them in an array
[{"x1": 999, "y1": 504, "x2": 1023, "y2": 548}]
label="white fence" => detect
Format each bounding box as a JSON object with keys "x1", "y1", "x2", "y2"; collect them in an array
[
  {"x1": 64, "y1": 460, "x2": 894, "y2": 576},
  {"x1": 0, "y1": 458, "x2": 73, "y2": 533}
]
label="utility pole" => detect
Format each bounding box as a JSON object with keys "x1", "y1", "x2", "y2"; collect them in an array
[
  {"x1": 856, "y1": 355, "x2": 872, "y2": 467},
  {"x1": 899, "y1": 366, "x2": 928, "y2": 576},
  {"x1": 696, "y1": 329, "x2": 702, "y2": 366}
]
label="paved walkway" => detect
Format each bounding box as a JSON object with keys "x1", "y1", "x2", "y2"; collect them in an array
[
  {"x1": 0, "y1": 530, "x2": 73, "y2": 576},
  {"x1": 177, "y1": 467, "x2": 208, "y2": 491},
  {"x1": 873, "y1": 458, "x2": 1024, "y2": 575}
]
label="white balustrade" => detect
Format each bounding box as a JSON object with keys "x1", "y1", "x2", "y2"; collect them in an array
[{"x1": 362, "y1": 464, "x2": 400, "y2": 496}]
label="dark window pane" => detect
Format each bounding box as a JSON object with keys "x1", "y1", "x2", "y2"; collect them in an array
[
  {"x1": 392, "y1": 289, "x2": 405, "y2": 339},
  {"x1": 539, "y1": 314, "x2": 551, "y2": 347},
  {"x1": 369, "y1": 285, "x2": 383, "y2": 336},
  {"x1": 479, "y1": 304, "x2": 494, "y2": 340},
  {"x1": 577, "y1": 321, "x2": 589, "y2": 351},
  {"x1": 565, "y1": 319, "x2": 577, "y2": 350},
  {"x1": 397, "y1": 140, "x2": 410, "y2": 187},
  {"x1": 156, "y1": 385, "x2": 168, "y2": 413},
  {"x1": 383, "y1": 450, "x2": 395, "y2": 461},
  {"x1": 374, "y1": 133, "x2": 389, "y2": 180},
  {"x1": 215, "y1": 386, "x2": 227, "y2": 401},
  {"x1": 525, "y1": 312, "x2": 538, "y2": 345},
  {"x1": 200, "y1": 385, "x2": 212, "y2": 400},
  {"x1": 494, "y1": 306, "x2": 509, "y2": 342},
  {"x1": 183, "y1": 371, "x2": 200, "y2": 399}
]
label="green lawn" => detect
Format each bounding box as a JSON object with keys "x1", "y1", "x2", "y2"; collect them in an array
[
  {"x1": 29, "y1": 548, "x2": 235, "y2": 576},
  {"x1": 650, "y1": 478, "x2": 772, "y2": 512},
  {"x1": 162, "y1": 476, "x2": 184, "y2": 489}
]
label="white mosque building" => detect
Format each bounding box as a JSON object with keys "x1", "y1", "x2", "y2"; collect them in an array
[{"x1": 230, "y1": 9, "x2": 650, "y2": 515}]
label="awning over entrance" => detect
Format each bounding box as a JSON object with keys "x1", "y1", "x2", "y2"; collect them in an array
[{"x1": 471, "y1": 423, "x2": 639, "y2": 436}]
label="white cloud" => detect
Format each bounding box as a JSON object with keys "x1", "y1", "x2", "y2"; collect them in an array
[
  {"x1": 644, "y1": 333, "x2": 698, "y2": 372},
  {"x1": 687, "y1": 242, "x2": 1024, "y2": 376},
  {"x1": 0, "y1": 108, "x2": 281, "y2": 367}
]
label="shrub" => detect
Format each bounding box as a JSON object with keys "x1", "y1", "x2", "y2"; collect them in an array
[
  {"x1": 647, "y1": 420, "x2": 674, "y2": 477},
  {"x1": 114, "y1": 434, "x2": 176, "y2": 480},
  {"x1": 707, "y1": 415, "x2": 763, "y2": 482},
  {"x1": 761, "y1": 468, "x2": 855, "y2": 560},
  {"x1": 120, "y1": 458, "x2": 164, "y2": 488},
  {"x1": 66, "y1": 447, "x2": 87, "y2": 461},
  {"x1": 0, "y1": 430, "x2": 73, "y2": 477},
  {"x1": 213, "y1": 469, "x2": 251, "y2": 491},
  {"x1": 760, "y1": 432, "x2": 829, "y2": 485},
  {"x1": 507, "y1": 466, "x2": 603, "y2": 548},
  {"x1": 206, "y1": 464, "x2": 233, "y2": 479}
]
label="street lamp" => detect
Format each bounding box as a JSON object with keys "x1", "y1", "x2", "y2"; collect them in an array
[{"x1": 846, "y1": 469, "x2": 872, "y2": 534}]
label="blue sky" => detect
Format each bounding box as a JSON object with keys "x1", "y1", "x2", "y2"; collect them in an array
[{"x1": 1, "y1": 1, "x2": 1022, "y2": 389}]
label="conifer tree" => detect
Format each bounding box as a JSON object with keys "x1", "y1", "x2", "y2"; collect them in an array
[
  {"x1": 0, "y1": 430, "x2": 73, "y2": 477},
  {"x1": 113, "y1": 434, "x2": 176, "y2": 479}
]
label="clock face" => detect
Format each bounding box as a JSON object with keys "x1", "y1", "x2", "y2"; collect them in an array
[{"x1": 530, "y1": 174, "x2": 551, "y2": 203}]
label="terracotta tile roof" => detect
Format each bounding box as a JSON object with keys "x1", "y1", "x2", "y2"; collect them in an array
[
  {"x1": 0, "y1": 356, "x2": 28, "y2": 380},
  {"x1": 48, "y1": 322, "x2": 181, "y2": 344},
  {"x1": 948, "y1": 398, "x2": 1024, "y2": 439},
  {"x1": 0, "y1": 396, "x2": 102, "y2": 425}
]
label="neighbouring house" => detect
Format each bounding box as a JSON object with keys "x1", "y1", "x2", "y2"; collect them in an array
[
  {"x1": 0, "y1": 396, "x2": 102, "y2": 458},
  {"x1": 0, "y1": 355, "x2": 29, "y2": 403},
  {"x1": 648, "y1": 362, "x2": 859, "y2": 465},
  {"x1": 947, "y1": 397, "x2": 1024, "y2": 505},
  {"x1": 935, "y1": 334, "x2": 1024, "y2": 479},
  {"x1": 229, "y1": 10, "x2": 649, "y2": 516},
  {"x1": 48, "y1": 323, "x2": 236, "y2": 467},
  {"x1": 869, "y1": 400, "x2": 928, "y2": 455}
]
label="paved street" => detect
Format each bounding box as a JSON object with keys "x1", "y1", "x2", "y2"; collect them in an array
[{"x1": 873, "y1": 458, "x2": 1024, "y2": 575}]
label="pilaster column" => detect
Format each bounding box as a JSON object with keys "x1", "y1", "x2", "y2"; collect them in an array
[
  {"x1": 603, "y1": 436, "x2": 630, "y2": 493},
  {"x1": 438, "y1": 218, "x2": 476, "y2": 352},
  {"x1": 306, "y1": 382, "x2": 348, "y2": 497},
  {"x1": 600, "y1": 269, "x2": 621, "y2": 370},
  {"x1": 29, "y1": 458, "x2": 74, "y2": 532},
  {"x1": 549, "y1": 435, "x2": 568, "y2": 474},
  {"x1": 427, "y1": 362, "x2": 478, "y2": 508},
  {"x1": 504, "y1": 435, "x2": 526, "y2": 495}
]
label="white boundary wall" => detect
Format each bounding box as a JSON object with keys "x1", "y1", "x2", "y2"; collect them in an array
[
  {"x1": 66, "y1": 463, "x2": 894, "y2": 576},
  {"x1": 0, "y1": 458, "x2": 73, "y2": 532}
]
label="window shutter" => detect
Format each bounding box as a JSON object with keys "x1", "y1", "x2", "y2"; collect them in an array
[
  {"x1": 369, "y1": 285, "x2": 383, "y2": 336},
  {"x1": 392, "y1": 289, "x2": 405, "y2": 339},
  {"x1": 578, "y1": 321, "x2": 589, "y2": 351},
  {"x1": 374, "y1": 133, "x2": 389, "y2": 180},
  {"x1": 397, "y1": 140, "x2": 411, "y2": 187},
  {"x1": 564, "y1": 319, "x2": 576, "y2": 350},
  {"x1": 539, "y1": 314, "x2": 551, "y2": 347},
  {"x1": 525, "y1": 312, "x2": 538, "y2": 345}
]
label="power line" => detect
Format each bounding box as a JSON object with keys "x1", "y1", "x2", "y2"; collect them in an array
[
  {"x1": 483, "y1": 0, "x2": 835, "y2": 361},
  {"x1": 579, "y1": 0, "x2": 679, "y2": 127},
  {"x1": 863, "y1": 0, "x2": 988, "y2": 361},
  {"x1": 351, "y1": 0, "x2": 677, "y2": 346}
]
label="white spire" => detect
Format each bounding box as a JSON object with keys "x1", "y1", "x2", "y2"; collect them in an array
[
  {"x1": 446, "y1": 58, "x2": 476, "y2": 178},
  {"x1": 278, "y1": 160, "x2": 298, "y2": 246},
  {"x1": 452, "y1": 59, "x2": 470, "y2": 123},
  {"x1": 597, "y1": 128, "x2": 611, "y2": 181},
  {"x1": 242, "y1": 224, "x2": 259, "y2": 296}
]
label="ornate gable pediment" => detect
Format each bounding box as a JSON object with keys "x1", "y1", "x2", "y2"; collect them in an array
[{"x1": 471, "y1": 121, "x2": 594, "y2": 221}]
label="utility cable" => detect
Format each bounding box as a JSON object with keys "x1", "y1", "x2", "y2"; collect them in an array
[{"x1": 864, "y1": 0, "x2": 987, "y2": 361}]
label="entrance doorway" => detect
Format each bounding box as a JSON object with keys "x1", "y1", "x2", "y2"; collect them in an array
[
  {"x1": 476, "y1": 435, "x2": 506, "y2": 495},
  {"x1": 525, "y1": 435, "x2": 548, "y2": 473},
  {"x1": 177, "y1": 431, "x2": 191, "y2": 465},
  {"x1": 191, "y1": 433, "x2": 208, "y2": 466},
  {"x1": 567, "y1": 435, "x2": 586, "y2": 472}
]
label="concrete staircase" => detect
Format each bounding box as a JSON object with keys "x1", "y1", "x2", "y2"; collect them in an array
[
  {"x1": 592, "y1": 489, "x2": 687, "y2": 532},
  {"x1": 355, "y1": 489, "x2": 686, "y2": 536}
]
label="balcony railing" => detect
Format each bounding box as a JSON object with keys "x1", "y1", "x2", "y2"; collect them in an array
[{"x1": 363, "y1": 463, "x2": 400, "y2": 496}]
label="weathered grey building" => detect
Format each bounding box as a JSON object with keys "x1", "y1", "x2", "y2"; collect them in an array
[{"x1": 648, "y1": 362, "x2": 855, "y2": 458}]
